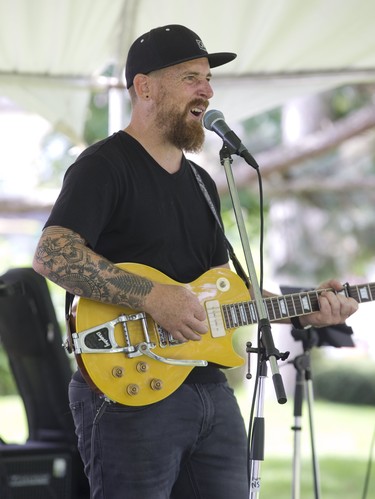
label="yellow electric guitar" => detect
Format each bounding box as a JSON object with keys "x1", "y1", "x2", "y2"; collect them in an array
[{"x1": 71, "y1": 263, "x2": 374, "y2": 406}]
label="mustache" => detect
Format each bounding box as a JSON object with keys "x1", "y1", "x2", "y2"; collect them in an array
[{"x1": 185, "y1": 98, "x2": 209, "y2": 114}]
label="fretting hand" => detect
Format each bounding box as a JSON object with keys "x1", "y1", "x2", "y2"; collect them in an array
[{"x1": 299, "y1": 279, "x2": 359, "y2": 329}]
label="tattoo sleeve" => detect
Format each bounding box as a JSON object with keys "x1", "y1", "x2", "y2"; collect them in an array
[{"x1": 33, "y1": 226, "x2": 153, "y2": 309}]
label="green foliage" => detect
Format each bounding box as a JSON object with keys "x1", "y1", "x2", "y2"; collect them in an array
[
  {"x1": 242, "y1": 107, "x2": 282, "y2": 152},
  {"x1": 220, "y1": 183, "x2": 271, "y2": 260},
  {"x1": 313, "y1": 358, "x2": 375, "y2": 405},
  {"x1": 83, "y1": 91, "x2": 109, "y2": 145},
  {"x1": 330, "y1": 84, "x2": 374, "y2": 119}
]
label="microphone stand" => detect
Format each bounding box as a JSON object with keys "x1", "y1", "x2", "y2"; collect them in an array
[{"x1": 217, "y1": 144, "x2": 287, "y2": 498}]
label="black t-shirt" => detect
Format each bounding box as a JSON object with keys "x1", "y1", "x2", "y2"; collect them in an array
[
  {"x1": 46, "y1": 131, "x2": 227, "y2": 282},
  {"x1": 46, "y1": 131, "x2": 228, "y2": 383}
]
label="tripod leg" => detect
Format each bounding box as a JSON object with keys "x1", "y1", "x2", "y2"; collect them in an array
[
  {"x1": 292, "y1": 350, "x2": 323, "y2": 499},
  {"x1": 292, "y1": 368, "x2": 304, "y2": 499},
  {"x1": 305, "y1": 373, "x2": 321, "y2": 499}
]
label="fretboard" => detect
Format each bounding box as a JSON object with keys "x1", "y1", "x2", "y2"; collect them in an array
[{"x1": 222, "y1": 282, "x2": 375, "y2": 329}]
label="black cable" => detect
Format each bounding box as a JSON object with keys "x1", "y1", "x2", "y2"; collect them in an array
[{"x1": 246, "y1": 166, "x2": 265, "y2": 489}]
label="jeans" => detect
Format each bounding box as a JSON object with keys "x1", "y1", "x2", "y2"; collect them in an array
[{"x1": 69, "y1": 378, "x2": 249, "y2": 499}]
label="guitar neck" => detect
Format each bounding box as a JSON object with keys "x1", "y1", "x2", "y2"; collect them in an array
[{"x1": 222, "y1": 282, "x2": 375, "y2": 328}]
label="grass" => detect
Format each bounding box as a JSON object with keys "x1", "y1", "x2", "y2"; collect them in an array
[
  {"x1": 1, "y1": 391, "x2": 374, "y2": 498},
  {"x1": 0, "y1": 395, "x2": 28, "y2": 443},
  {"x1": 235, "y1": 384, "x2": 375, "y2": 498},
  {"x1": 256, "y1": 456, "x2": 372, "y2": 498}
]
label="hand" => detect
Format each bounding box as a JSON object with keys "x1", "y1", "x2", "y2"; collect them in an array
[
  {"x1": 299, "y1": 279, "x2": 359, "y2": 328},
  {"x1": 143, "y1": 282, "x2": 208, "y2": 342}
]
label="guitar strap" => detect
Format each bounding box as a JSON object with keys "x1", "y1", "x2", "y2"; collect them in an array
[
  {"x1": 64, "y1": 291, "x2": 75, "y2": 353},
  {"x1": 189, "y1": 161, "x2": 251, "y2": 290}
]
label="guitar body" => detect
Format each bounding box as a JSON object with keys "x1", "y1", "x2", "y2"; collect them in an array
[{"x1": 75, "y1": 263, "x2": 248, "y2": 406}]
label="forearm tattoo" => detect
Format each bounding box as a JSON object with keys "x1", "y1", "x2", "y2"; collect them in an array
[{"x1": 34, "y1": 227, "x2": 153, "y2": 309}]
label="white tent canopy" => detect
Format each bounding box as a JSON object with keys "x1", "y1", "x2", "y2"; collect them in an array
[{"x1": 1, "y1": 0, "x2": 375, "y2": 140}]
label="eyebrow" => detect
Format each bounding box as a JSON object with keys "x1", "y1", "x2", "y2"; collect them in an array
[{"x1": 180, "y1": 70, "x2": 212, "y2": 79}]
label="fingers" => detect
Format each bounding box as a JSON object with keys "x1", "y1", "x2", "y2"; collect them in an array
[
  {"x1": 170, "y1": 314, "x2": 208, "y2": 342},
  {"x1": 319, "y1": 290, "x2": 358, "y2": 324},
  {"x1": 145, "y1": 283, "x2": 208, "y2": 342},
  {"x1": 318, "y1": 279, "x2": 343, "y2": 293},
  {"x1": 303, "y1": 279, "x2": 359, "y2": 328}
]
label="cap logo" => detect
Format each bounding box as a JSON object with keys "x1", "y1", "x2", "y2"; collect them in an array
[{"x1": 196, "y1": 39, "x2": 207, "y2": 52}]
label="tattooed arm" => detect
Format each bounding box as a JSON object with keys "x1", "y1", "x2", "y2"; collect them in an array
[{"x1": 33, "y1": 226, "x2": 208, "y2": 342}]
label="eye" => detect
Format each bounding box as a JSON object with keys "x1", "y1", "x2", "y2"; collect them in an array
[
  {"x1": 182, "y1": 73, "x2": 212, "y2": 86},
  {"x1": 184, "y1": 74, "x2": 198, "y2": 82}
]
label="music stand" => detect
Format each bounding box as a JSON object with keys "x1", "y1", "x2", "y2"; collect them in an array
[{"x1": 280, "y1": 285, "x2": 354, "y2": 499}]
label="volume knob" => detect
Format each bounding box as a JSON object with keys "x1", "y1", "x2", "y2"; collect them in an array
[
  {"x1": 127, "y1": 384, "x2": 140, "y2": 396},
  {"x1": 150, "y1": 379, "x2": 163, "y2": 391}
]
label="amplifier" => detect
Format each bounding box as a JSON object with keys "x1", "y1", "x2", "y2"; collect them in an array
[{"x1": 0, "y1": 443, "x2": 73, "y2": 499}]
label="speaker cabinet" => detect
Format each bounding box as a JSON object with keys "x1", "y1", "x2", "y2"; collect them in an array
[{"x1": 0, "y1": 443, "x2": 74, "y2": 499}]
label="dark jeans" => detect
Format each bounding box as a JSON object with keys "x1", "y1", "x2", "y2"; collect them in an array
[{"x1": 69, "y1": 378, "x2": 249, "y2": 499}]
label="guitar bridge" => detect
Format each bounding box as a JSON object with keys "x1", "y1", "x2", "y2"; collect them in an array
[
  {"x1": 72, "y1": 312, "x2": 148, "y2": 355},
  {"x1": 73, "y1": 312, "x2": 207, "y2": 367},
  {"x1": 156, "y1": 324, "x2": 183, "y2": 348}
]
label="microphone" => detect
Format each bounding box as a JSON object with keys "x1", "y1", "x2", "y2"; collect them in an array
[{"x1": 203, "y1": 110, "x2": 259, "y2": 169}]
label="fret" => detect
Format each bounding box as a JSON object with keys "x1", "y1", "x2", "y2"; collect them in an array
[
  {"x1": 278, "y1": 296, "x2": 289, "y2": 318},
  {"x1": 311, "y1": 291, "x2": 321, "y2": 312},
  {"x1": 229, "y1": 305, "x2": 238, "y2": 327},
  {"x1": 222, "y1": 305, "x2": 230, "y2": 329},
  {"x1": 268, "y1": 297, "x2": 282, "y2": 320},
  {"x1": 237, "y1": 303, "x2": 248, "y2": 326},
  {"x1": 350, "y1": 283, "x2": 375, "y2": 303},
  {"x1": 224, "y1": 304, "x2": 239, "y2": 328},
  {"x1": 270, "y1": 296, "x2": 280, "y2": 317},
  {"x1": 301, "y1": 294, "x2": 310, "y2": 313},
  {"x1": 269, "y1": 298, "x2": 277, "y2": 321},
  {"x1": 248, "y1": 302, "x2": 258, "y2": 324},
  {"x1": 291, "y1": 294, "x2": 303, "y2": 315},
  {"x1": 264, "y1": 297, "x2": 278, "y2": 321},
  {"x1": 220, "y1": 282, "x2": 375, "y2": 331},
  {"x1": 244, "y1": 302, "x2": 255, "y2": 324},
  {"x1": 223, "y1": 302, "x2": 254, "y2": 328},
  {"x1": 265, "y1": 299, "x2": 276, "y2": 322},
  {"x1": 287, "y1": 295, "x2": 298, "y2": 316}
]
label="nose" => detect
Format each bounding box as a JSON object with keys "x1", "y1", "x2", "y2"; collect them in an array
[{"x1": 199, "y1": 79, "x2": 214, "y2": 100}]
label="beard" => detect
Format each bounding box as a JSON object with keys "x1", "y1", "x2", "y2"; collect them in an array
[{"x1": 155, "y1": 98, "x2": 207, "y2": 153}]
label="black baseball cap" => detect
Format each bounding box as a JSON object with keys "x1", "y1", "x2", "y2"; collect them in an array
[{"x1": 125, "y1": 24, "x2": 237, "y2": 88}]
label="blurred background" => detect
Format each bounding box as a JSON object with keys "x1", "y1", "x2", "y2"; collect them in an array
[{"x1": 1, "y1": 1, "x2": 375, "y2": 497}]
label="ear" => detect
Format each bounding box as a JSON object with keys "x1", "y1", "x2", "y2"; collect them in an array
[{"x1": 133, "y1": 74, "x2": 151, "y2": 101}]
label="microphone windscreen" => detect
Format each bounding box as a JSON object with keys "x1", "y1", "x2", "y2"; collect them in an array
[{"x1": 203, "y1": 109, "x2": 224, "y2": 131}]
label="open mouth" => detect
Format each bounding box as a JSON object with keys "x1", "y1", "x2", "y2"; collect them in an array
[{"x1": 190, "y1": 106, "x2": 205, "y2": 119}]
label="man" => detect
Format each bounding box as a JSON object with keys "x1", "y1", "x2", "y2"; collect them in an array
[{"x1": 33, "y1": 25, "x2": 358, "y2": 499}]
